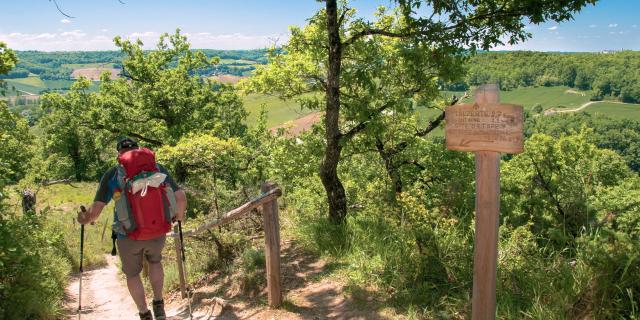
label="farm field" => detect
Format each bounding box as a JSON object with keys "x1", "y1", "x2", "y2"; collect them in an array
[
  {"x1": 5, "y1": 76, "x2": 639, "y2": 127},
  {"x1": 218, "y1": 58, "x2": 256, "y2": 65},
  {"x1": 4, "y1": 78, "x2": 45, "y2": 95},
  {"x1": 583, "y1": 101, "x2": 640, "y2": 120},
  {"x1": 62, "y1": 63, "x2": 116, "y2": 69},
  {"x1": 243, "y1": 93, "x2": 315, "y2": 128}
]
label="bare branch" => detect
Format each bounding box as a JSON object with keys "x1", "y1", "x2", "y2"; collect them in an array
[
  {"x1": 41, "y1": 177, "x2": 78, "y2": 188},
  {"x1": 50, "y1": 0, "x2": 75, "y2": 18}
]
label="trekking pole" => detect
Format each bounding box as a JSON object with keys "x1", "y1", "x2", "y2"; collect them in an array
[
  {"x1": 178, "y1": 220, "x2": 193, "y2": 320},
  {"x1": 78, "y1": 205, "x2": 87, "y2": 320}
]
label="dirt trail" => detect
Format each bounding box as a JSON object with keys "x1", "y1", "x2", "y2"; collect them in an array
[
  {"x1": 65, "y1": 255, "x2": 139, "y2": 319},
  {"x1": 544, "y1": 100, "x2": 635, "y2": 116},
  {"x1": 65, "y1": 240, "x2": 391, "y2": 319},
  {"x1": 544, "y1": 101, "x2": 597, "y2": 115}
]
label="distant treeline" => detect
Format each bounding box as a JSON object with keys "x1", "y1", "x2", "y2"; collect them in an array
[
  {"x1": 0, "y1": 49, "x2": 269, "y2": 80},
  {"x1": 6, "y1": 50, "x2": 639, "y2": 103},
  {"x1": 454, "y1": 51, "x2": 640, "y2": 103}
]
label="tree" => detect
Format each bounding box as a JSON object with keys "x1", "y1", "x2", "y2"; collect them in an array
[
  {"x1": 0, "y1": 43, "x2": 33, "y2": 195},
  {"x1": 248, "y1": 0, "x2": 597, "y2": 224},
  {"x1": 0, "y1": 42, "x2": 17, "y2": 96},
  {"x1": 38, "y1": 79, "x2": 111, "y2": 181},
  {"x1": 39, "y1": 31, "x2": 248, "y2": 181},
  {"x1": 43, "y1": 30, "x2": 246, "y2": 148},
  {"x1": 502, "y1": 131, "x2": 630, "y2": 246}
]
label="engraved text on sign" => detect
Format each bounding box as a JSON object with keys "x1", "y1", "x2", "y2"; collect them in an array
[{"x1": 445, "y1": 103, "x2": 524, "y2": 154}]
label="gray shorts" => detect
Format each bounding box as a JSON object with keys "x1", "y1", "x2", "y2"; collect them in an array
[{"x1": 116, "y1": 236, "x2": 166, "y2": 278}]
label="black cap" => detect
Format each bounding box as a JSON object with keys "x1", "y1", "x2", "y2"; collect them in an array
[{"x1": 116, "y1": 136, "x2": 139, "y2": 151}]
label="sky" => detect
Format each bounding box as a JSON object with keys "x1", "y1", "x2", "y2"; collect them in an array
[{"x1": 0, "y1": 0, "x2": 637, "y2": 52}]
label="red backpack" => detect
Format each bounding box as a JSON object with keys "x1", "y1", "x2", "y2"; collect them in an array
[{"x1": 113, "y1": 148, "x2": 175, "y2": 240}]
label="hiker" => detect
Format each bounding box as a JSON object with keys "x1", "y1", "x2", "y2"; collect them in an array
[{"x1": 77, "y1": 137, "x2": 187, "y2": 320}]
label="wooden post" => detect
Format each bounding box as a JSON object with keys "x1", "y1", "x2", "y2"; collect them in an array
[
  {"x1": 173, "y1": 225, "x2": 187, "y2": 298},
  {"x1": 261, "y1": 181, "x2": 282, "y2": 308},
  {"x1": 472, "y1": 84, "x2": 501, "y2": 320}
]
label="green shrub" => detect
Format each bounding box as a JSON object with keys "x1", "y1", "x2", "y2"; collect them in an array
[{"x1": 0, "y1": 209, "x2": 70, "y2": 319}]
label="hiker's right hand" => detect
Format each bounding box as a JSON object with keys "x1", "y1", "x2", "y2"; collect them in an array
[{"x1": 77, "y1": 209, "x2": 90, "y2": 225}]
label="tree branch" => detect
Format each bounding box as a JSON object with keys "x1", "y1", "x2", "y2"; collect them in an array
[
  {"x1": 340, "y1": 102, "x2": 393, "y2": 142},
  {"x1": 80, "y1": 121, "x2": 164, "y2": 146},
  {"x1": 50, "y1": 0, "x2": 75, "y2": 18},
  {"x1": 342, "y1": 6, "x2": 527, "y2": 47}
]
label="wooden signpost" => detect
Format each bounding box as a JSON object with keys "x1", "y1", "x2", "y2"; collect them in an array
[{"x1": 445, "y1": 84, "x2": 524, "y2": 320}]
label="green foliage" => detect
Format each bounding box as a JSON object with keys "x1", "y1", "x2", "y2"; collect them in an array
[
  {"x1": 37, "y1": 79, "x2": 113, "y2": 181},
  {"x1": 0, "y1": 104, "x2": 33, "y2": 191},
  {"x1": 0, "y1": 43, "x2": 33, "y2": 195},
  {"x1": 0, "y1": 42, "x2": 18, "y2": 82},
  {"x1": 465, "y1": 51, "x2": 640, "y2": 103},
  {"x1": 0, "y1": 209, "x2": 71, "y2": 319},
  {"x1": 527, "y1": 112, "x2": 640, "y2": 172},
  {"x1": 98, "y1": 30, "x2": 247, "y2": 145},
  {"x1": 502, "y1": 131, "x2": 630, "y2": 246}
]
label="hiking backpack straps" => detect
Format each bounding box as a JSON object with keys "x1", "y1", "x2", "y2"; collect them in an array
[{"x1": 111, "y1": 148, "x2": 176, "y2": 241}]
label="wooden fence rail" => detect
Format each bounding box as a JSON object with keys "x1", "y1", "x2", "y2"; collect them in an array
[{"x1": 168, "y1": 181, "x2": 283, "y2": 308}]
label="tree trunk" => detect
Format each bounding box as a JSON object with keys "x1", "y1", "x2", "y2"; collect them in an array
[{"x1": 320, "y1": 0, "x2": 348, "y2": 224}]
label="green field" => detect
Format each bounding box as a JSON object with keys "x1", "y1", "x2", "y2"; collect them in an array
[
  {"x1": 244, "y1": 86, "x2": 638, "y2": 129},
  {"x1": 501, "y1": 86, "x2": 591, "y2": 110},
  {"x1": 4, "y1": 78, "x2": 45, "y2": 95},
  {"x1": 218, "y1": 58, "x2": 256, "y2": 65},
  {"x1": 583, "y1": 102, "x2": 640, "y2": 120},
  {"x1": 6, "y1": 75, "x2": 46, "y2": 87},
  {"x1": 243, "y1": 93, "x2": 315, "y2": 128},
  {"x1": 43, "y1": 79, "x2": 76, "y2": 90},
  {"x1": 442, "y1": 86, "x2": 591, "y2": 111},
  {"x1": 63, "y1": 63, "x2": 116, "y2": 69},
  {"x1": 6, "y1": 77, "x2": 639, "y2": 127}
]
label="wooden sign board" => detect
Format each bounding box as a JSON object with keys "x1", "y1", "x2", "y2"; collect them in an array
[{"x1": 445, "y1": 103, "x2": 524, "y2": 154}]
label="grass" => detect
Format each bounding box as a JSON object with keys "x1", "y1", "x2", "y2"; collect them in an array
[
  {"x1": 218, "y1": 58, "x2": 257, "y2": 65},
  {"x1": 500, "y1": 86, "x2": 591, "y2": 110},
  {"x1": 242, "y1": 93, "x2": 315, "y2": 128},
  {"x1": 242, "y1": 86, "x2": 600, "y2": 131},
  {"x1": 583, "y1": 101, "x2": 640, "y2": 120},
  {"x1": 6, "y1": 183, "x2": 114, "y2": 269},
  {"x1": 43, "y1": 79, "x2": 76, "y2": 90},
  {"x1": 443, "y1": 86, "x2": 591, "y2": 111},
  {"x1": 4, "y1": 78, "x2": 46, "y2": 95},
  {"x1": 6, "y1": 75, "x2": 46, "y2": 88}
]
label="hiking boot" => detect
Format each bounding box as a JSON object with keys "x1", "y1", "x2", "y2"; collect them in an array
[
  {"x1": 139, "y1": 310, "x2": 153, "y2": 320},
  {"x1": 152, "y1": 299, "x2": 166, "y2": 320}
]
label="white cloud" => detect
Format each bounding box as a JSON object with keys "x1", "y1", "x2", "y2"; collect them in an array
[
  {"x1": 60, "y1": 19, "x2": 71, "y2": 24},
  {"x1": 0, "y1": 31, "x2": 110, "y2": 51},
  {"x1": 608, "y1": 23, "x2": 618, "y2": 28},
  {"x1": 34, "y1": 33, "x2": 56, "y2": 39},
  {"x1": 589, "y1": 24, "x2": 597, "y2": 28},
  {"x1": 548, "y1": 26, "x2": 558, "y2": 31},
  {"x1": 128, "y1": 31, "x2": 158, "y2": 38},
  {"x1": 633, "y1": 25, "x2": 638, "y2": 28},
  {"x1": 60, "y1": 29, "x2": 86, "y2": 38},
  {"x1": 0, "y1": 30, "x2": 287, "y2": 51},
  {"x1": 100, "y1": 29, "x2": 109, "y2": 32}
]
